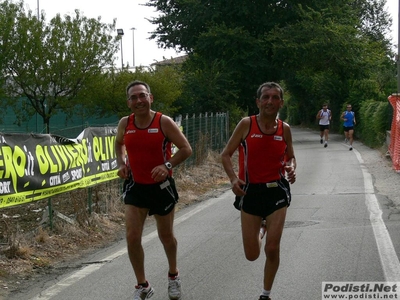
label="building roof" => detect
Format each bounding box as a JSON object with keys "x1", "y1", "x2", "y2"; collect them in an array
[{"x1": 150, "y1": 55, "x2": 188, "y2": 66}]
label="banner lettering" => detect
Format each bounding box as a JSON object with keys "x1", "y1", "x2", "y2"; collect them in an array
[{"x1": 0, "y1": 127, "x2": 118, "y2": 208}]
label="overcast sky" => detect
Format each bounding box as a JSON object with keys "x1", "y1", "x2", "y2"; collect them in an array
[{"x1": 23, "y1": 0, "x2": 399, "y2": 67}]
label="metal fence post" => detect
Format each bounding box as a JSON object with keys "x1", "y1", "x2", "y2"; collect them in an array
[
  {"x1": 88, "y1": 187, "x2": 92, "y2": 215},
  {"x1": 210, "y1": 112, "x2": 214, "y2": 149},
  {"x1": 47, "y1": 198, "x2": 53, "y2": 230}
]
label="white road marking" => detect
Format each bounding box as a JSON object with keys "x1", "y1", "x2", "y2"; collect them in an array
[{"x1": 354, "y1": 148, "x2": 400, "y2": 281}]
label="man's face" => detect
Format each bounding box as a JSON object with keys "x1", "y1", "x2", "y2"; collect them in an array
[
  {"x1": 127, "y1": 84, "x2": 153, "y2": 113},
  {"x1": 257, "y1": 87, "x2": 283, "y2": 114}
]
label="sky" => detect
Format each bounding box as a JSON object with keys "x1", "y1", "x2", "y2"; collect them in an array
[
  {"x1": 386, "y1": 0, "x2": 399, "y2": 48},
  {"x1": 23, "y1": 0, "x2": 182, "y2": 67},
  {"x1": 23, "y1": 0, "x2": 399, "y2": 67}
]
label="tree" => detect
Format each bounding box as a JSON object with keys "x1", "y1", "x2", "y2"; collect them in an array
[
  {"x1": 0, "y1": 0, "x2": 119, "y2": 133},
  {"x1": 78, "y1": 65, "x2": 184, "y2": 119},
  {"x1": 0, "y1": 0, "x2": 24, "y2": 100},
  {"x1": 146, "y1": 0, "x2": 297, "y2": 114},
  {"x1": 267, "y1": 1, "x2": 395, "y2": 127},
  {"x1": 355, "y1": 0, "x2": 392, "y2": 44},
  {"x1": 145, "y1": 0, "x2": 395, "y2": 128}
]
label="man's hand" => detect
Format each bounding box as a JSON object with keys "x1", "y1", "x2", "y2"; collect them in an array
[
  {"x1": 284, "y1": 165, "x2": 296, "y2": 184},
  {"x1": 117, "y1": 164, "x2": 129, "y2": 179},
  {"x1": 151, "y1": 165, "x2": 169, "y2": 182},
  {"x1": 230, "y1": 177, "x2": 247, "y2": 196}
]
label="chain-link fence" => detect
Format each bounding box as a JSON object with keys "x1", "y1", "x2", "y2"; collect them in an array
[
  {"x1": 0, "y1": 103, "x2": 119, "y2": 137},
  {"x1": 178, "y1": 112, "x2": 229, "y2": 166},
  {"x1": 49, "y1": 112, "x2": 231, "y2": 168},
  {"x1": 49, "y1": 112, "x2": 230, "y2": 168}
]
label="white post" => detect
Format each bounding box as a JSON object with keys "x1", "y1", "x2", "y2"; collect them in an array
[{"x1": 131, "y1": 27, "x2": 136, "y2": 68}]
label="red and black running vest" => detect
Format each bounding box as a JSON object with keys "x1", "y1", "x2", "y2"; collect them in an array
[
  {"x1": 238, "y1": 116, "x2": 287, "y2": 183},
  {"x1": 124, "y1": 112, "x2": 172, "y2": 184}
]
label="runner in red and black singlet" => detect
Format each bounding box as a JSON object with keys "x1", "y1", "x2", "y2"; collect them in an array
[
  {"x1": 239, "y1": 116, "x2": 287, "y2": 184},
  {"x1": 115, "y1": 80, "x2": 191, "y2": 300},
  {"x1": 221, "y1": 82, "x2": 296, "y2": 300},
  {"x1": 124, "y1": 111, "x2": 172, "y2": 184}
]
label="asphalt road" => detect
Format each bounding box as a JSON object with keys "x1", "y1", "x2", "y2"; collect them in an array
[{"x1": 7, "y1": 127, "x2": 400, "y2": 300}]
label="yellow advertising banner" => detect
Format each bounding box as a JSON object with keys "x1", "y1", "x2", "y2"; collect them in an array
[{"x1": 0, "y1": 127, "x2": 118, "y2": 208}]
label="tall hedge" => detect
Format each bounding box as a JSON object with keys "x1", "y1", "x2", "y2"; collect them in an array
[{"x1": 358, "y1": 100, "x2": 393, "y2": 148}]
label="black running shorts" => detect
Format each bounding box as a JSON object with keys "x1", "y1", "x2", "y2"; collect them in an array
[
  {"x1": 123, "y1": 177, "x2": 179, "y2": 216},
  {"x1": 319, "y1": 124, "x2": 330, "y2": 131},
  {"x1": 234, "y1": 178, "x2": 291, "y2": 218},
  {"x1": 343, "y1": 126, "x2": 354, "y2": 132}
]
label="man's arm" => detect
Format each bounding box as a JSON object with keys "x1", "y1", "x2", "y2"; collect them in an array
[
  {"x1": 160, "y1": 115, "x2": 192, "y2": 168},
  {"x1": 221, "y1": 117, "x2": 249, "y2": 196},
  {"x1": 283, "y1": 122, "x2": 296, "y2": 184},
  {"x1": 115, "y1": 116, "x2": 129, "y2": 179}
]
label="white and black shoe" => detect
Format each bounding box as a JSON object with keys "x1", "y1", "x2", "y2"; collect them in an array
[
  {"x1": 133, "y1": 282, "x2": 154, "y2": 300},
  {"x1": 168, "y1": 274, "x2": 182, "y2": 300}
]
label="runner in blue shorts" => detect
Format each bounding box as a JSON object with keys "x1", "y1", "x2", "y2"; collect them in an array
[{"x1": 341, "y1": 104, "x2": 356, "y2": 151}]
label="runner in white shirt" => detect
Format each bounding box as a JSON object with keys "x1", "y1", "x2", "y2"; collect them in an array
[{"x1": 316, "y1": 104, "x2": 332, "y2": 148}]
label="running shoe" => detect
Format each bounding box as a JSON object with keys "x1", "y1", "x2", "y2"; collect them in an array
[
  {"x1": 349, "y1": 147, "x2": 353, "y2": 151},
  {"x1": 344, "y1": 138, "x2": 348, "y2": 144},
  {"x1": 168, "y1": 274, "x2": 182, "y2": 300},
  {"x1": 324, "y1": 142, "x2": 328, "y2": 148},
  {"x1": 320, "y1": 138, "x2": 323, "y2": 144},
  {"x1": 259, "y1": 296, "x2": 271, "y2": 300},
  {"x1": 133, "y1": 282, "x2": 154, "y2": 300}
]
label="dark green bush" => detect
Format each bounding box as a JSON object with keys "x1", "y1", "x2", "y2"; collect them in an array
[{"x1": 358, "y1": 100, "x2": 392, "y2": 148}]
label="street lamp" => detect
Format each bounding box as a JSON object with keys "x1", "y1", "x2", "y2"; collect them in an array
[
  {"x1": 117, "y1": 29, "x2": 124, "y2": 69},
  {"x1": 130, "y1": 27, "x2": 136, "y2": 68}
]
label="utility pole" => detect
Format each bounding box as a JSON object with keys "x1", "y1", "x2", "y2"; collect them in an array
[
  {"x1": 117, "y1": 29, "x2": 124, "y2": 69},
  {"x1": 131, "y1": 27, "x2": 136, "y2": 68}
]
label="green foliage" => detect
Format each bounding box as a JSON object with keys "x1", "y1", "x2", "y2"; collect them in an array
[
  {"x1": 355, "y1": 0, "x2": 392, "y2": 45},
  {"x1": 136, "y1": 65, "x2": 183, "y2": 117},
  {"x1": 268, "y1": 2, "x2": 394, "y2": 131},
  {"x1": 146, "y1": 0, "x2": 395, "y2": 145},
  {"x1": 178, "y1": 55, "x2": 240, "y2": 112},
  {"x1": 0, "y1": 0, "x2": 119, "y2": 132},
  {"x1": 2, "y1": 0, "x2": 395, "y2": 148},
  {"x1": 174, "y1": 54, "x2": 247, "y2": 133},
  {"x1": 79, "y1": 65, "x2": 184, "y2": 119},
  {"x1": 358, "y1": 100, "x2": 392, "y2": 148},
  {"x1": 146, "y1": 0, "x2": 296, "y2": 114}
]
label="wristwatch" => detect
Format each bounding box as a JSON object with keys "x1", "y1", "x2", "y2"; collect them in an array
[{"x1": 164, "y1": 161, "x2": 173, "y2": 170}]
